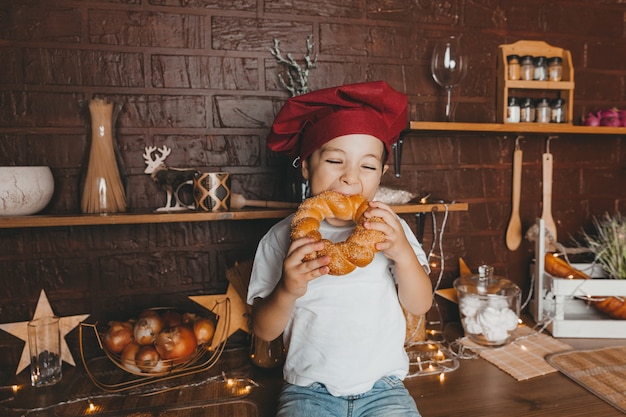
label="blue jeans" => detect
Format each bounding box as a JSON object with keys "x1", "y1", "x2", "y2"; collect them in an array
[{"x1": 276, "y1": 376, "x2": 421, "y2": 417}]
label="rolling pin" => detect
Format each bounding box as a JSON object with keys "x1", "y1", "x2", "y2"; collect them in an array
[{"x1": 230, "y1": 193, "x2": 300, "y2": 209}]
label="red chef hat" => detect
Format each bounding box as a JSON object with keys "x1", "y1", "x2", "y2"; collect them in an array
[{"x1": 266, "y1": 80, "x2": 408, "y2": 161}]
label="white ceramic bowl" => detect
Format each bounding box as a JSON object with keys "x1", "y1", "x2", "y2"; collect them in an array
[{"x1": 0, "y1": 166, "x2": 54, "y2": 216}]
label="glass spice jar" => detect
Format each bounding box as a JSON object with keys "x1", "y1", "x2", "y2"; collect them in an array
[
  {"x1": 520, "y1": 55, "x2": 534, "y2": 80},
  {"x1": 535, "y1": 98, "x2": 551, "y2": 123},
  {"x1": 520, "y1": 98, "x2": 535, "y2": 123},
  {"x1": 548, "y1": 56, "x2": 563, "y2": 81},
  {"x1": 507, "y1": 97, "x2": 520, "y2": 123},
  {"x1": 533, "y1": 56, "x2": 548, "y2": 81},
  {"x1": 551, "y1": 98, "x2": 566, "y2": 123},
  {"x1": 507, "y1": 54, "x2": 521, "y2": 80}
]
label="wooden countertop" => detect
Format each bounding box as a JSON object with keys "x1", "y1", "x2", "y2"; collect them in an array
[{"x1": 1, "y1": 336, "x2": 624, "y2": 416}]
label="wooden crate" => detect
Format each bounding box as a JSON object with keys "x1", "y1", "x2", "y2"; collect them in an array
[
  {"x1": 530, "y1": 219, "x2": 626, "y2": 338},
  {"x1": 497, "y1": 40, "x2": 574, "y2": 124}
]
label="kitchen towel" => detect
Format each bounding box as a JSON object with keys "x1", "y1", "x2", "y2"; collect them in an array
[
  {"x1": 546, "y1": 345, "x2": 626, "y2": 414},
  {"x1": 460, "y1": 325, "x2": 572, "y2": 381}
]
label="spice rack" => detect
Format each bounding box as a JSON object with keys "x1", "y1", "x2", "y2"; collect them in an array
[{"x1": 497, "y1": 40, "x2": 574, "y2": 124}]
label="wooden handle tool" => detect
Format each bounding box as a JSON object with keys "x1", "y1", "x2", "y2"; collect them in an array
[
  {"x1": 541, "y1": 139, "x2": 558, "y2": 244},
  {"x1": 505, "y1": 143, "x2": 523, "y2": 251},
  {"x1": 230, "y1": 193, "x2": 300, "y2": 210}
]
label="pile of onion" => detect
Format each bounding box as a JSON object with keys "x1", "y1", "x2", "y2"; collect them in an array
[
  {"x1": 582, "y1": 108, "x2": 626, "y2": 127},
  {"x1": 101, "y1": 309, "x2": 216, "y2": 374}
]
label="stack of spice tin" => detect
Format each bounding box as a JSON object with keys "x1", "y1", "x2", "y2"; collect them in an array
[
  {"x1": 506, "y1": 53, "x2": 565, "y2": 123},
  {"x1": 507, "y1": 54, "x2": 563, "y2": 82}
]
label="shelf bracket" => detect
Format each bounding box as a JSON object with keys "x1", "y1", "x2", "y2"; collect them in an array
[{"x1": 393, "y1": 132, "x2": 405, "y2": 177}]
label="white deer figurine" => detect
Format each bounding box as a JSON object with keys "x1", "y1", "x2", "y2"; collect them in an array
[{"x1": 143, "y1": 145, "x2": 199, "y2": 211}]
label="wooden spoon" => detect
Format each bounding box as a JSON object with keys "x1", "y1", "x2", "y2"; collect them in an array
[
  {"x1": 505, "y1": 146, "x2": 523, "y2": 251},
  {"x1": 541, "y1": 150, "x2": 558, "y2": 244}
]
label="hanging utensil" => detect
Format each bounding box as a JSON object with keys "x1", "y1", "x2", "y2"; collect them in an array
[
  {"x1": 541, "y1": 137, "x2": 558, "y2": 246},
  {"x1": 505, "y1": 137, "x2": 523, "y2": 251}
]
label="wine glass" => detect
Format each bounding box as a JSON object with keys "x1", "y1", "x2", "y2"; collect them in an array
[{"x1": 431, "y1": 35, "x2": 467, "y2": 121}]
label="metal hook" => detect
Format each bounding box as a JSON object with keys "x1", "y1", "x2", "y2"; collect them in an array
[
  {"x1": 546, "y1": 136, "x2": 558, "y2": 153},
  {"x1": 514, "y1": 135, "x2": 523, "y2": 151}
]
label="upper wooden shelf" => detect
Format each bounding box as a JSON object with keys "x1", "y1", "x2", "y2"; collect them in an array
[
  {"x1": 409, "y1": 121, "x2": 626, "y2": 135},
  {"x1": 0, "y1": 203, "x2": 469, "y2": 229}
]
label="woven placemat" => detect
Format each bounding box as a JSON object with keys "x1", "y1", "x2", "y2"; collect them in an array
[
  {"x1": 460, "y1": 325, "x2": 572, "y2": 381},
  {"x1": 546, "y1": 345, "x2": 626, "y2": 414}
]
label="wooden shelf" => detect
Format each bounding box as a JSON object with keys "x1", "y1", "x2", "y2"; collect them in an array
[
  {"x1": 0, "y1": 203, "x2": 469, "y2": 229},
  {"x1": 409, "y1": 121, "x2": 626, "y2": 135}
]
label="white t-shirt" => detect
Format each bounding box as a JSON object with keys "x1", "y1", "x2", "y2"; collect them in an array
[{"x1": 247, "y1": 215, "x2": 429, "y2": 396}]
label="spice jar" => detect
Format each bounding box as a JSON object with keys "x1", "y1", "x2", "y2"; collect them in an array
[
  {"x1": 533, "y1": 56, "x2": 548, "y2": 81},
  {"x1": 454, "y1": 265, "x2": 521, "y2": 346},
  {"x1": 520, "y1": 55, "x2": 534, "y2": 81},
  {"x1": 507, "y1": 54, "x2": 520, "y2": 80},
  {"x1": 551, "y1": 98, "x2": 566, "y2": 123},
  {"x1": 507, "y1": 97, "x2": 520, "y2": 123},
  {"x1": 548, "y1": 56, "x2": 563, "y2": 81},
  {"x1": 520, "y1": 98, "x2": 535, "y2": 123},
  {"x1": 535, "y1": 98, "x2": 551, "y2": 123}
]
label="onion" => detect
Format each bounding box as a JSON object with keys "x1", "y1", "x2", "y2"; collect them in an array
[
  {"x1": 135, "y1": 345, "x2": 161, "y2": 372},
  {"x1": 134, "y1": 310, "x2": 165, "y2": 345},
  {"x1": 161, "y1": 310, "x2": 183, "y2": 327},
  {"x1": 193, "y1": 317, "x2": 216, "y2": 345},
  {"x1": 598, "y1": 108, "x2": 621, "y2": 127},
  {"x1": 154, "y1": 325, "x2": 197, "y2": 362},
  {"x1": 120, "y1": 342, "x2": 141, "y2": 373},
  {"x1": 583, "y1": 112, "x2": 600, "y2": 127},
  {"x1": 102, "y1": 321, "x2": 133, "y2": 353}
]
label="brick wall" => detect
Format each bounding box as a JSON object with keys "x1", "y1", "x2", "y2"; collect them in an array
[{"x1": 1, "y1": 0, "x2": 626, "y2": 370}]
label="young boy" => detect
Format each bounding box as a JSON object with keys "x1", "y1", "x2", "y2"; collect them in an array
[{"x1": 247, "y1": 81, "x2": 433, "y2": 417}]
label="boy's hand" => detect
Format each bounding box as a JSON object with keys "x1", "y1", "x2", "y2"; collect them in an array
[
  {"x1": 362, "y1": 201, "x2": 414, "y2": 263},
  {"x1": 280, "y1": 237, "x2": 330, "y2": 299}
]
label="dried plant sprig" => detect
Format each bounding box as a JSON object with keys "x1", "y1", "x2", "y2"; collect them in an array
[
  {"x1": 580, "y1": 212, "x2": 626, "y2": 279},
  {"x1": 270, "y1": 34, "x2": 318, "y2": 97}
]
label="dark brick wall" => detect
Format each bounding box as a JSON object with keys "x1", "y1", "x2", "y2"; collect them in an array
[{"x1": 1, "y1": 0, "x2": 626, "y2": 370}]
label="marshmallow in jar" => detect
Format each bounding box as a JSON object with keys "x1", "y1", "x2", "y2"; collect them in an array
[{"x1": 454, "y1": 265, "x2": 521, "y2": 346}]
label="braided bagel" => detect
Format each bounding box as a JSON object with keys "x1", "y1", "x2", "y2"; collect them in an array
[{"x1": 290, "y1": 191, "x2": 386, "y2": 276}]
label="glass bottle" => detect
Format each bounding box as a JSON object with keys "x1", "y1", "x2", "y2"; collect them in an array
[
  {"x1": 533, "y1": 56, "x2": 548, "y2": 81},
  {"x1": 507, "y1": 54, "x2": 520, "y2": 80},
  {"x1": 535, "y1": 98, "x2": 551, "y2": 123},
  {"x1": 507, "y1": 97, "x2": 520, "y2": 123},
  {"x1": 520, "y1": 55, "x2": 534, "y2": 81},
  {"x1": 548, "y1": 57, "x2": 563, "y2": 81},
  {"x1": 520, "y1": 98, "x2": 535, "y2": 123}
]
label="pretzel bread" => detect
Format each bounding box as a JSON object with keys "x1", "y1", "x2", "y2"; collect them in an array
[{"x1": 291, "y1": 191, "x2": 386, "y2": 275}]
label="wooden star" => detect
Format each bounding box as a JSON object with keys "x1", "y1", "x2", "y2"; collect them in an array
[
  {"x1": 189, "y1": 284, "x2": 249, "y2": 349},
  {"x1": 0, "y1": 289, "x2": 90, "y2": 375}
]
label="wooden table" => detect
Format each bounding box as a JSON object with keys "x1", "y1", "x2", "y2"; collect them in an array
[
  {"x1": 249, "y1": 336, "x2": 626, "y2": 417},
  {"x1": 402, "y1": 337, "x2": 625, "y2": 417},
  {"x1": 1, "y1": 337, "x2": 624, "y2": 416}
]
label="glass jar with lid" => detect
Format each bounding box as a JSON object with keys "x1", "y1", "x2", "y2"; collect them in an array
[
  {"x1": 520, "y1": 98, "x2": 535, "y2": 123},
  {"x1": 520, "y1": 55, "x2": 534, "y2": 81},
  {"x1": 548, "y1": 56, "x2": 563, "y2": 81},
  {"x1": 507, "y1": 54, "x2": 520, "y2": 80},
  {"x1": 533, "y1": 56, "x2": 548, "y2": 81},
  {"x1": 535, "y1": 98, "x2": 551, "y2": 123},
  {"x1": 551, "y1": 98, "x2": 566, "y2": 123},
  {"x1": 454, "y1": 265, "x2": 521, "y2": 346},
  {"x1": 507, "y1": 97, "x2": 520, "y2": 123}
]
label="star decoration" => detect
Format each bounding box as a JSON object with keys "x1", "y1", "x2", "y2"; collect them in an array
[
  {"x1": 189, "y1": 284, "x2": 249, "y2": 349},
  {"x1": 0, "y1": 289, "x2": 90, "y2": 375}
]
